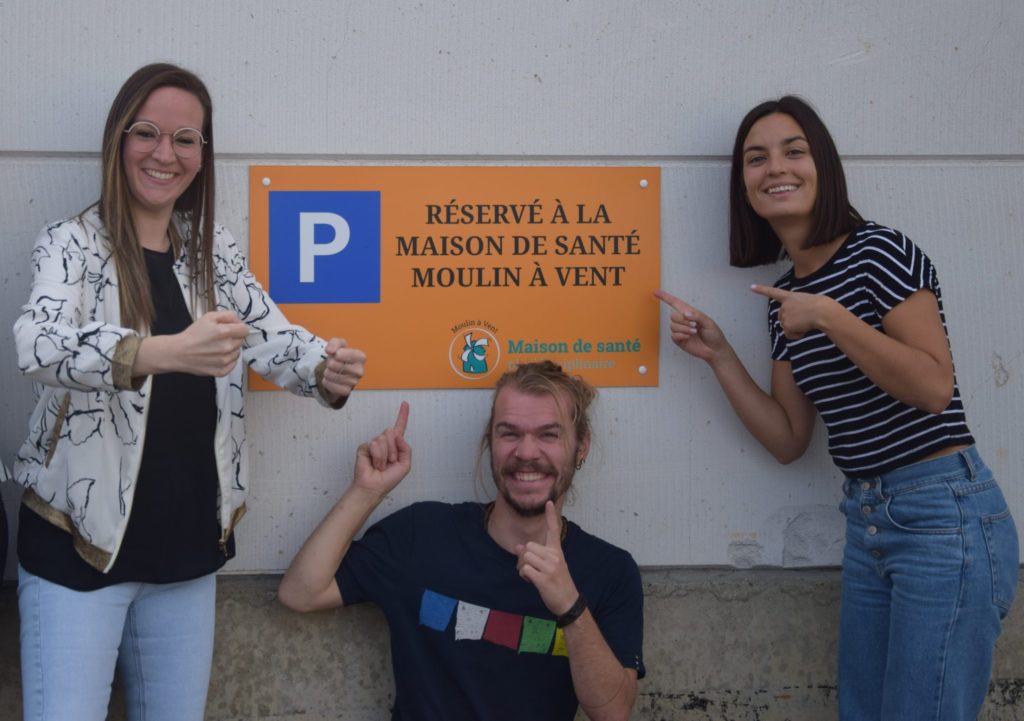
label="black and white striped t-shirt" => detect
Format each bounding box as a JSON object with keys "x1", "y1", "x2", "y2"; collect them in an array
[{"x1": 769, "y1": 222, "x2": 974, "y2": 476}]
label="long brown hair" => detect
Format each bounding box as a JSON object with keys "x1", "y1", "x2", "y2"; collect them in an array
[
  {"x1": 97, "y1": 63, "x2": 216, "y2": 330},
  {"x1": 728, "y1": 96, "x2": 862, "y2": 267}
]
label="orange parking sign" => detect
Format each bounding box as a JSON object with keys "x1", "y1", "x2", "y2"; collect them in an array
[{"x1": 249, "y1": 166, "x2": 660, "y2": 389}]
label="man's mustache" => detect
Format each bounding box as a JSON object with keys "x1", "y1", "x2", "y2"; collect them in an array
[{"x1": 500, "y1": 459, "x2": 558, "y2": 476}]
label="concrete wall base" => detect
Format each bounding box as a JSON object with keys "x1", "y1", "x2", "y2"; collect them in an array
[{"x1": 2, "y1": 569, "x2": 1022, "y2": 720}]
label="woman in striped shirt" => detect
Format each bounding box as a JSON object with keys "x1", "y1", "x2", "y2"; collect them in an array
[{"x1": 657, "y1": 96, "x2": 1017, "y2": 721}]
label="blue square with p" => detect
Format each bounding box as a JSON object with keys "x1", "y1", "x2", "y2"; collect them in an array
[{"x1": 268, "y1": 191, "x2": 381, "y2": 303}]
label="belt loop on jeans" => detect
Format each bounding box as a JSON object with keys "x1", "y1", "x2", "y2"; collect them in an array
[{"x1": 959, "y1": 447, "x2": 978, "y2": 481}]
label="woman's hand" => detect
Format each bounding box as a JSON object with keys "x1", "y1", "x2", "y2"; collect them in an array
[
  {"x1": 654, "y1": 289, "x2": 734, "y2": 365},
  {"x1": 134, "y1": 310, "x2": 249, "y2": 378},
  {"x1": 321, "y1": 338, "x2": 366, "y2": 402},
  {"x1": 750, "y1": 285, "x2": 837, "y2": 340}
]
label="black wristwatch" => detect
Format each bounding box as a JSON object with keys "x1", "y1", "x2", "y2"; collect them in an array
[{"x1": 555, "y1": 594, "x2": 588, "y2": 628}]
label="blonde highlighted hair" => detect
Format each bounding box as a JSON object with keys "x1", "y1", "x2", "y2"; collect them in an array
[{"x1": 480, "y1": 360, "x2": 596, "y2": 456}]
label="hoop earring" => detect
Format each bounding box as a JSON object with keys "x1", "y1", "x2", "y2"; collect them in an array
[{"x1": 575, "y1": 459, "x2": 585, "y2": 471}]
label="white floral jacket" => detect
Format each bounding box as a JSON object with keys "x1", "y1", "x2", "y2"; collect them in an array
[{"x1": 13, "y1": 206, "x2": 336, "y2": 572}]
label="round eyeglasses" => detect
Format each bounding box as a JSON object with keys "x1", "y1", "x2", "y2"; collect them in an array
[{"x1": 123, "y1": 121, "x2": 207, "y2": 159}]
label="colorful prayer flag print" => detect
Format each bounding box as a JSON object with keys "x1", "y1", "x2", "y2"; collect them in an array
[
  {"x1": 419, "y1": 589, "x2": 457, "y2": 631},
  {"x1": 482, "y1": 609, "x2": 523, "y2": 650},
  {"x1": 419, "y1": 589, "x2": 568, "y2": 658},
  {"x1": 454, "y1": 601, "x2": 489, "y2": 641},
  {"x1": 519, "y1": 617, "x2": 556, "y2": 654},
  {"x1": 552, "y1": 628, "x2": 569, "y2": 657}
]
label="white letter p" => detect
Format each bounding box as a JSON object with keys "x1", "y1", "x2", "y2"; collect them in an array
[{"x1": 299, "y1": 212, "x2": 350, "y2": 283}]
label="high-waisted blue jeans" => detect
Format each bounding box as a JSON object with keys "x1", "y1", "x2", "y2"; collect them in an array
[
  {"x1": 18, "y1": 567, "x2": 216, "y2": 721},
  {"x1": 839, "y1": 446, "x2": 1019, "y2": 721}
]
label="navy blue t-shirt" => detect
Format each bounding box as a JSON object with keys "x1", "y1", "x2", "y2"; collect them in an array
[{"x1": 336, "y1": 501, "x2": 645, "y2": 721}]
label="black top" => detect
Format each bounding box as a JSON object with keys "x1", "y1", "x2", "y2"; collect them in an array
[{"x1": 18, "y1": 246, "x2": 231, "y2": 590}]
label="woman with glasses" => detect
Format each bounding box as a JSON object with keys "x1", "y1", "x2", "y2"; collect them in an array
[
  {"x1": 657, "y1": 96, "x2": 1018, "y2": 720},
  {"x1": 12, "y1": 63, "x2": 366, "y2": 721}
]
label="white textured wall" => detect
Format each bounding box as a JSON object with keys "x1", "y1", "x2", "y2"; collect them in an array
[{"x1": 1, "y1": 0, "x2": 1022, "y2": 575}]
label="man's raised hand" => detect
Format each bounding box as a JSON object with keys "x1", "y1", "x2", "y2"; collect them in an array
[
  {"x1": 353, "y1": 402, "x2": 412, "y2": 498},
  {"x1": 516, "y1": 500, "x2": 579, "y2": 617}
]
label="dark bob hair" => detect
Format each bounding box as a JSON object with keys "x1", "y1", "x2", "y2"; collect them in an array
[{"x1": 728, "y1": 95, "x2": 862, "y2": 267}]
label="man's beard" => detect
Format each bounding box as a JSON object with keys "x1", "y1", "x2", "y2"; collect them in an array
[{"x1": 491, "y1": 456, "x2": 576, "y2": 518}]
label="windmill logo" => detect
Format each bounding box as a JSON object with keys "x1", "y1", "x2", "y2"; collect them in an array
[
  {"x1": 448, "y1": 326, "x2": 501, "y2": 381},
  {"x1": 461, "y1": 334, "x2": 489, "y2": 374}
]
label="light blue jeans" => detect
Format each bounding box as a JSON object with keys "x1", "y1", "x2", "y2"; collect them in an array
[
  {"x1": 838, "y1": 446, "x2": 1019, "y2": 721},
  {"x1": 18, "y1": 566, "x2": 216, "y2": 721}
]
